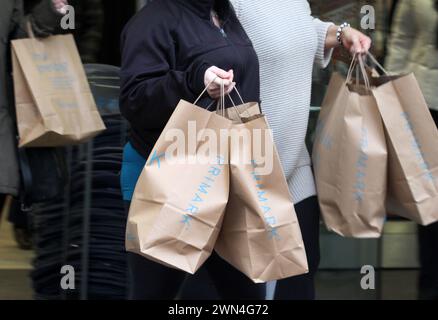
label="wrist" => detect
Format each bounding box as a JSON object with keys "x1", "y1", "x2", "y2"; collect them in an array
[
  {"x1": 326, "y1": 24, "x2": 341, "y2": 49},
  {"x1": 336, "y1": 22, "x2": 351, "y2": 46}
]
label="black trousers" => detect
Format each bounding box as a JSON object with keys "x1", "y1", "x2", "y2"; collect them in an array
[
  {"x1": 418, "y1": 109, "x2": 438, "y2": 300},
  {"x1": 125, "y1": 202, "x2": 266, "y2": 300},
  {"x1": 274, "y1": 196, "x2": 320, "y2": 300}
]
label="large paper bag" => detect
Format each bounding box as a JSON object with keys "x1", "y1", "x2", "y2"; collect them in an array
[
  {"x1": 312, "y1": 71, "x2": 387, "y2": 238},
  {"x1": 372, "y1": 73, "x2": 438, "y2": 226},
  {"x1": 12, "y1": 34, "x2": 105, "y2": 147},
  {"x1": 215, "y1": 102, "x2": 309, "y2": 283},
  {"x1": 126, "y1": 100, "x2": 232, "y2": 274}
]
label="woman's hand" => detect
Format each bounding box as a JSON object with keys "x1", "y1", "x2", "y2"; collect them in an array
[
  {"x1": 52, "y1": 0, "x2": 69, "y2": 14},
  {"x1": 204, "y1": 66, "x2": 235, "y2": 99},
  {"x1": 341, "y1": 27, "x2": 372, "y2": 54},
  {"x1": 326, "y1": 25, "x2": 372, "y2": 54}
]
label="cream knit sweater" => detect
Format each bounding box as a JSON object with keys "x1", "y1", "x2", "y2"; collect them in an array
[{"x1": 230, "y1": 0, "x2": 334, "y2": 204}]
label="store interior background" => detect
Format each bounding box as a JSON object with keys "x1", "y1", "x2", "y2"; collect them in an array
[{"x1": 0, "y1": 0, "x2": 423, "y2": 300}]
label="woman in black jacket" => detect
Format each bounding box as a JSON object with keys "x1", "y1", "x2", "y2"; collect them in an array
[{"x1": 119, "y1": 0, "x2": 264, "y2": 299}]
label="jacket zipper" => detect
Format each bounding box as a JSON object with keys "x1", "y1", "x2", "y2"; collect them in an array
[
  {"x1": 210, "y1": 14, "x2": 228, "y2": 38},
  {"x1": 211, "y1": 18, "x2": 246, "y2": 102},
  {"x1": 223, "y1": 20, "x2": 246, "y2": 102}
]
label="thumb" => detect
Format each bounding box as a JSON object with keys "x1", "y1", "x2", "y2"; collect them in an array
[{"x1": 350, "y1": 36, "x2": 362, "y2": 54}]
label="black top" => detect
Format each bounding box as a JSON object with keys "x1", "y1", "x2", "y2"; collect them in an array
[{"x1": 119, "y1": 0, "x2": 260, "y2": 158}]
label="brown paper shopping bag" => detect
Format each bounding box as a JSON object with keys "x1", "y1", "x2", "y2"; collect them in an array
[
  {"x1": 368, "y1": 54, "x2": 438, "y2": 226},
  {"x1": 215, "y1": 98, "x2": 309, "y2": 283},
  {"x1": 312, "y1": 56, "x2": 387, "y2": 238},
  {"x1": 126, "y1": 92, "x2": 232, "y2": 274},
  {"x1": 12, "y1": 33, "x2": 105, "y2": 147}
]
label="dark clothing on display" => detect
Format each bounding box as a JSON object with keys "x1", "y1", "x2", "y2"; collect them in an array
[
  {"x1": 125, "y1": 202, "x2": 266, "y2": 300},
  {"x1": 64, "y1": 0, "x2": 104, "y2": 63},
  {"x1": 119, "y1": 0, "x2": 260, "y2": 158},
  {"x1": 98, "y1": 0, "x2": 137, "y2": 66},
  {"x1": 274, "y1": 196, "x2": 321, "y2": 300}
]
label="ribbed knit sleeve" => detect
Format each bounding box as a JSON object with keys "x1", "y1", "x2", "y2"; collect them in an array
[{"x1": 313, "y1": 18, "x2": 334, "y2": 68}]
